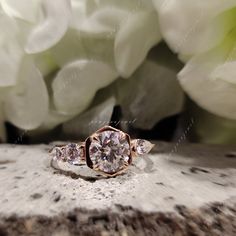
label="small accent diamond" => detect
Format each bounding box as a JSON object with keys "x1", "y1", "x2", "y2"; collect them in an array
[
  {"x1": 65, "y1": 143, "x2": 83, "y2": 165},
  {"x1": 134, "y1": 139, "x2": 154, "y2": 155},
  {"x1": 51, "y1": 146, "x2": 66, "y2": 161}
]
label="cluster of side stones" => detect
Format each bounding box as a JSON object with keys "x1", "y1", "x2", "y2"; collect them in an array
[
  {"x1": 51, "y1": 143, "x2": 84, "y2": 165},
  {"x1": 89, "y1": 130, "x2": 131, "y2": 174}
]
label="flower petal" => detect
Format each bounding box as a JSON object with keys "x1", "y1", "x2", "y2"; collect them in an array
[
  {"x1": 40, "y1": 109, "x2": 74, "y2": 130},
  {"x1": 178, "y1": 35, "x2": 236, "y2": 120},
  {"x1": 79, "y1": 7, "x2": 128, "y2": 35},
  {"x1": 155, "y1": 0, "x2": 236, "y2": 55},
  {"x1": 33, "y1": 51, "x2": 58, "y2": 76},
  {"x1": 51, "y1": 30, "x2": 114, "y2": 67},
  {"x1": 0, "y1": 12, "x2": 19, "y2": 46},
  {"x1": 52, "y1": 60, "x2": 118, "y2": 114},
  {"x1": 0, "y1": 42, "x2": 23, "y2": 87},
  {"x1": 3, "y1": 58, "x2": 49, "y2": 130},
  {"x1": 211, "y1": 61, "x2": 236, "y2": 85},
  {"x1": 69, "y1": 0, "x2": 87, "y2": 29},
  {"x1": 63, "y1": 96, "x2": 116, "y2": 139},
  {"x1": 0, "y1": 14, "x2": 23, "y2": 87},
  {"x1": 93, "y1": 0, "x2": 153, "y2": 10},
  {"x1": 114, "y1": 11, "x2": 161, "y2": 78},
  {"x1": 116, "y1": 43, "x2": 184, "y2": 129},
  {"x1": 1, "y1": 0, "x2": 41, "y2": 23},
  {"x1": 25, "y1": 0, "x2": 71, "y2": 54}
]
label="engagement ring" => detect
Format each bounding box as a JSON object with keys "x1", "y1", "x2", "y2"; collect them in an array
[{"x1": 50, "y1": 126, "x2": 154, "y2": 177}]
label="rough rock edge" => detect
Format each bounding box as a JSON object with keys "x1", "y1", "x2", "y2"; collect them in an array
[{"x1": 0, "y1": 202, "x2": 235, "y2": 236}]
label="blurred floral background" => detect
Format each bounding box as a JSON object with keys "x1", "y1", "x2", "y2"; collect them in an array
[{"x1": 0, "y1": 0, "x2": 236, "y2": 145}]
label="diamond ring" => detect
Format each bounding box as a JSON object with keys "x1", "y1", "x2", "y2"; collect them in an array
[{"x1": 50, "y1": 126, "x2": 154, "y2": 177}]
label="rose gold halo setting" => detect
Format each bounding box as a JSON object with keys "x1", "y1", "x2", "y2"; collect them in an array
[{"x1": 50, "y1": 126, "x2": 154, "y2": 177}]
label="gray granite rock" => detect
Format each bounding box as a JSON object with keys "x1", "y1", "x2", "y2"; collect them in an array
[{"x1": 0, "y1": 142, "x2": 236, "y2": 235}]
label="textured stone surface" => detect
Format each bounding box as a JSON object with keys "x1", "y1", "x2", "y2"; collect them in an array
[{"x1": 0, "y1": 142, "x2": 236, "y2": 235}]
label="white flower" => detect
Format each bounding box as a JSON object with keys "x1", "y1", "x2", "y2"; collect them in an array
[
  {"x1": 155, "y1": 0, "x2": 236, "y2": 120},
  {"x1": 1, "y1": 0, "x2": 71, "y2": 53},
  {"x1": 70, "y1": 0, "x2": 161, "y2": 77},
  {"x1": 62, "y1": 43, "x2": 185, "y2": 137},
  {"x1": 114, "y1": 44, "x2": 184, "y2": 130},
  {"x1": 0, "y1": 0, "x2": 70, "y2": 133},
  {"x1": 0, "y1": 7, "x2": 49, "y2": 132},
  {"x1": 0, "y1": 0, "x2": 163, "y2": 140}
]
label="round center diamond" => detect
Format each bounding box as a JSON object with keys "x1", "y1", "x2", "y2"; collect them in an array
[{"x1": 88, "y1": 130, "x2": 131, "y2": 174}]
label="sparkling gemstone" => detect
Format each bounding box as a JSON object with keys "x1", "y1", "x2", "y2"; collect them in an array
[
  {"x1": 135, "y1": 139, "x2": 154, "y2": 155},
  {"x1": 51, "y1": 146, "x2": 66, "y2": 161},
  {"x1": 89, "y1": 130, "x2": 131, "y2": 174},
  {"x1": 65, "y1": 143, "x2": 83, "y2": 165}
]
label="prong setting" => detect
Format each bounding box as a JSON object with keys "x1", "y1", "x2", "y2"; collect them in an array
[{"x1": 85, "y1": 126, "x2": 132, "y2": 176}]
